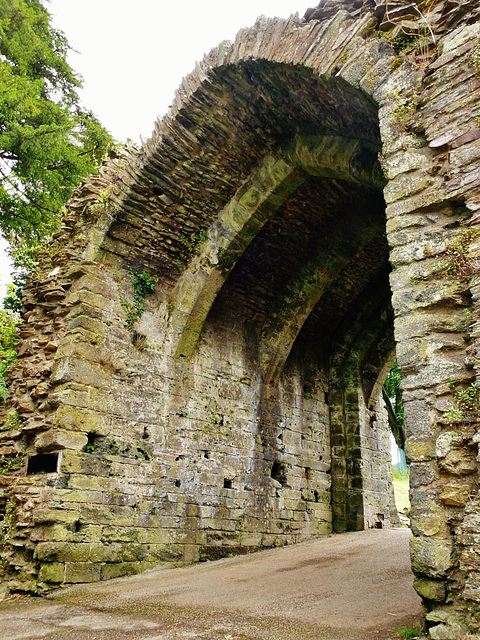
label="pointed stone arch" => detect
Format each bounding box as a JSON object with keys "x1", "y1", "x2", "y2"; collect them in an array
[
  {"x1": 2, "y1": 2, "x2": 480, "y2": 638},
  {"x1": 169, "y1": 133, "x2": 383, "y2": 362}
]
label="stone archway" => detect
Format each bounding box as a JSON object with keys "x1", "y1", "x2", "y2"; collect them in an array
[{"x1": 2, "y1": 2, "x2": 480, "y2": 637}]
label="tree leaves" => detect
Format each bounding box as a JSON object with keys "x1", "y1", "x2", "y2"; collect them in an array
[
  {"x1": 0, "y1": 0, "x2": 114, "y2": 244},
  {"x1": 383, "y1": 361, "x2": 405, "y2": 451}
]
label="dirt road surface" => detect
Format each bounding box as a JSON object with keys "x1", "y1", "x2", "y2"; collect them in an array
[{"x1": 1, "y1": 528, "x2": 423, "y2": 640}]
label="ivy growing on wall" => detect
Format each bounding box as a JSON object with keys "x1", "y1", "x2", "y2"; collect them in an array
[{"x1": 119, "y1": 268, "x2": 156, "y2": 335}]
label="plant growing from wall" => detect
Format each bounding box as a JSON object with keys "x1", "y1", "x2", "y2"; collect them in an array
[
  {"x1": 179, "y1": 229, "x2": 207, "y2": 257},
  {"x1": 392, "y1": 94, "x2": 419, "y2": 130},
  {"x1": 120, "y1": 268, "x2": 156, "y2": 335},
  {"x1": 0, "y1": 452, "x2": 24, "y2": 474},
  {"x1": 383, "y1": 0, "x2": 437, "y2": 65},
  {"x1": 443, "y1": 381, "x2": 480, "y2": 429},
  {"x1": 176, "y1": 229, "x2": 208, "y2": 269},
  {"x1": 1, "y1": 410, "x2": 21, "y2": 432},
  {"x1": 444, "y1": 228, "x2": 478, "y2": 290}
]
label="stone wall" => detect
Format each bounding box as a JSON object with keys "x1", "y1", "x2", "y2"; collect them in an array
[{"x1": 2, "y1": 1, "x2": 480, "y2": 637}]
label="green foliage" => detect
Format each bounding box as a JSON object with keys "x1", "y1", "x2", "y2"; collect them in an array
[
  {"x1": 382, "y1": 0, "x2": 436, "y2": 65},
  {"x1": 0, "y1": 452, "x2": 23, "y2": 474},
  {"x1": 0, "y1": 0, "x2": 114, "y2": 245},
  {"x1": 383, "y1": 361, "x2": 405, "y2": 450},
  {"x1": 0, "y1": 309, "x2": 20, "y2": 401},
  {"x1": 392, "y1": 473, "x2": 410, "y2": 513},
  {"x1": 2, "y1": 410, "x2": 21, "y2": 431},
  {"x1": 303, "y1": 385, "x2": 313, "y2": 400},
  {"x1": 177, "y1": 229, "x2": 208, "y2": 268},
  {"x1": 443, "y1": 382, "x2": 480, "y2": 428},
  {"x1": 449, "y1": 381, "x2": 480, "y2": 412},
  {"x1": 0, "y1": 0, "x2": 114, "y2": 312},
  {"x1": 387, "y1": 32, "x2": 419, "y2": 55},
  {"x1": 393, "y1": 626, "x2": 421, "y2": 639},
  {"x1": 120, "y1": 268, "x2": 156, "y2": 334},
  {"x1": 179, "y1": 229, "x2": 207, "y2": 256},
  {"x1": 2, "y1": 241, "x2": 42, "y2": 311}
]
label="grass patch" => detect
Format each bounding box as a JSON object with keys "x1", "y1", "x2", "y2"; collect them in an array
[{"x1": 393, "y1": 473, "x2": 410, "y2": 513}]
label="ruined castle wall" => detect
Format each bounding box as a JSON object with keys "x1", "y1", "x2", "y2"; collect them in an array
[{"x1": 2, "y1": 1, "x2": 480, "y2": 637}]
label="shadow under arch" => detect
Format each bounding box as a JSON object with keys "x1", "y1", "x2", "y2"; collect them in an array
[{"x1": 169, "y1": 133, "x2": 384, "y2": 361}]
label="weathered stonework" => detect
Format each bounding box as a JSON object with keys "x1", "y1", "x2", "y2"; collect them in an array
[{"x1": 2, "y1": 0, "x2": 480, "y2": 637}]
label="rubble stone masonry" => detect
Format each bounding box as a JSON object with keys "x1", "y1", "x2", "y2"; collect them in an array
[{"x1": 2, "y1": 1, "x2": 480, "y2": 637}]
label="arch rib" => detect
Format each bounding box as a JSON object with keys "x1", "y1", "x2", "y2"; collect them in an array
[{"x1": 170, "y1": 134, "x2": 383, "y2": 360}]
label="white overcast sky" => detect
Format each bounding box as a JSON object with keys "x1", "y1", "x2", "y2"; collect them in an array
[{"x1": 0, "y1": 0, "x2": 315, "y2": 301}]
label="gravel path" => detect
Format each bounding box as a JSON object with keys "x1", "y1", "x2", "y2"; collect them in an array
[{"x1": 1, "y1": 528, "x2": 423, "y2": 640}]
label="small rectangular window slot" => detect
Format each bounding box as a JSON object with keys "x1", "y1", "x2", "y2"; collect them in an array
[
  {"x1": 223, "y1": 478, "x2": 233, "y2": 489},
  {"x1": 26, "y1": 452, "x2": 59, "y2": 475}
]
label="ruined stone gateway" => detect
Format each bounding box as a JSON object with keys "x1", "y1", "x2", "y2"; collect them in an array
[{"x1": 2, "y1": 0, "x2": 480, "y2": 636}]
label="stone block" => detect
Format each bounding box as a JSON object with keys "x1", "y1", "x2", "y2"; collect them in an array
[
  {"x1": 54, "y1": 406, "x2": 110, "y2": 436},
  {"x1": 60, "y1": 450, "x2": 110, "y2": 477},
  {"x1": 35, "y1": 525, "x2": 71, "y2": 542},
  {"x1": 34, "y1": 542, "x2": 90, "y2": 562},
  {"x1": 64, "y1": 562, "x2": 101, "y2": 583},
  {"x1": 436, "y1": 431, "x2": 464, "y2": 459},
  {"x1": 136, "y1": 528, "x2": 172, "y2": 545},
  {"x1": 384, "y1": 172, "x2": 440, "y2": 205},
  {"x1": 464, "y1": 572, "x2": 480, "y2": 603},
  {"x1": 405, "y1": 437, "x2": 436, "y2": 463},
  {"x1": 33, "y1": 508, "x2": 80, "y2": 525},
  {"x1": 89, "y1": 542, "x2": 146, "y2": 563},
  {"x1": 439, "y1": 484, "x2": 471, "y2": 506},
  {"x1": 438, "y1": 448, "x2": 477, "y2": 476},
  {"x1": 50, "y1": 357, "x2": 111, "y2": 388},
  {"x1": 34, "y1": 428, "x2": 87, "y2": 451},
  {"x1": 413, "y1": 577, "x2": 446, "y2": 602},
  {"x1": 100, "y1": 561, "x2": 160, "y2": 581},
  {"x1": 38, "y1": 562, "x2": 65, "y2": 584},
  {"x1": 53, "y1": 488, "x2": 103, "y2": 504},
  {"x1": 410, "y1": 537, "x2": 453, "y2": 578},
  {"x1": 429, "y1": 622, "x2": 467, "y2": 640}
]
